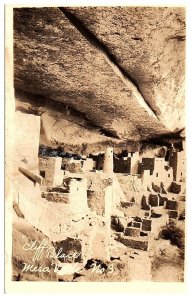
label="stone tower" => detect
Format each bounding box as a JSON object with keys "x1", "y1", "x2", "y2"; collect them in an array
[
  {"x1": 103, "y1": 147, "x2": 113, "y2": 174},
  {"x1": 169, "y1": 142, "x2": 186, "y2": 182}
]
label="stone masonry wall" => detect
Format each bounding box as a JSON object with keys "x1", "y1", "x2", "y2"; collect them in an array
[{"x1": 13, "y1": 111, "x2": 40, "y2": 173}]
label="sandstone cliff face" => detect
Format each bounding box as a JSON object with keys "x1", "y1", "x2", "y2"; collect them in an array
[
  {"x1": 13, "y1": 7, "x2": 185, "y2": 148},
  {"x1": 12, "y1": 216, "x2": 58, "y2": 281},
  {"x1": 68, "y1": 7, "x2": 185, "y2": 130}
]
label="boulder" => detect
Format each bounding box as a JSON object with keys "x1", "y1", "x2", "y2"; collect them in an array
[{"x1": 12, "y1": 218, "x2": 58, "y2": 281}]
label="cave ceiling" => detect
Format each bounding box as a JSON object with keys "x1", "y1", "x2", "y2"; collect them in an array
[{"x1": 13, "y1": 7, "x2": 185, "y2": 150}]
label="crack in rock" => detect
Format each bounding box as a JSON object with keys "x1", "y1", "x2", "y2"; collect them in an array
[{"x1": 58, "y1": 7, "x2": 159, "y2": 120}]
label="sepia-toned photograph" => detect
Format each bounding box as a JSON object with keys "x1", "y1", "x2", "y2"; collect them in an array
[{"x1": 5, "y1": 4, "x2": 186, "y2": 285}]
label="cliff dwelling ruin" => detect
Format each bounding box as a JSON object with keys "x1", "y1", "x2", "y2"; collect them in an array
[{"x1": 6, "y1": 5, "x2": 186, "y2": 283}]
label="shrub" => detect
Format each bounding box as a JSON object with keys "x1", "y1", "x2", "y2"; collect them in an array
[{"x1": 159, "y1": 222, "x2": 184, "y2": 251}]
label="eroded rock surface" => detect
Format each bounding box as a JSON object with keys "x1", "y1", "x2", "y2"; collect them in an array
[
  {"x1": 13, "y1": 7, "x2": 185, "y2": 147},
  {"x1": 12, "y1": 216, "x2": 58, "y2": 281},
  {"x1": 68, "y1": 7, "x2": 185, "y2": 129}
]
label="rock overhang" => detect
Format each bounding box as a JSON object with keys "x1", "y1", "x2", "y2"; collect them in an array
[{"x1": 13, "y1": 6, "x2": 185, "y2": 148}]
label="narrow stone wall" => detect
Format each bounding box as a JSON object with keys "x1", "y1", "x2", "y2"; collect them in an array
[
  {"x1": 13, "y1": 111, "x2": 40, "y2": 173},
  {"x1": 39, "y1": 157, "x2": 63, "y2": 186}
]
